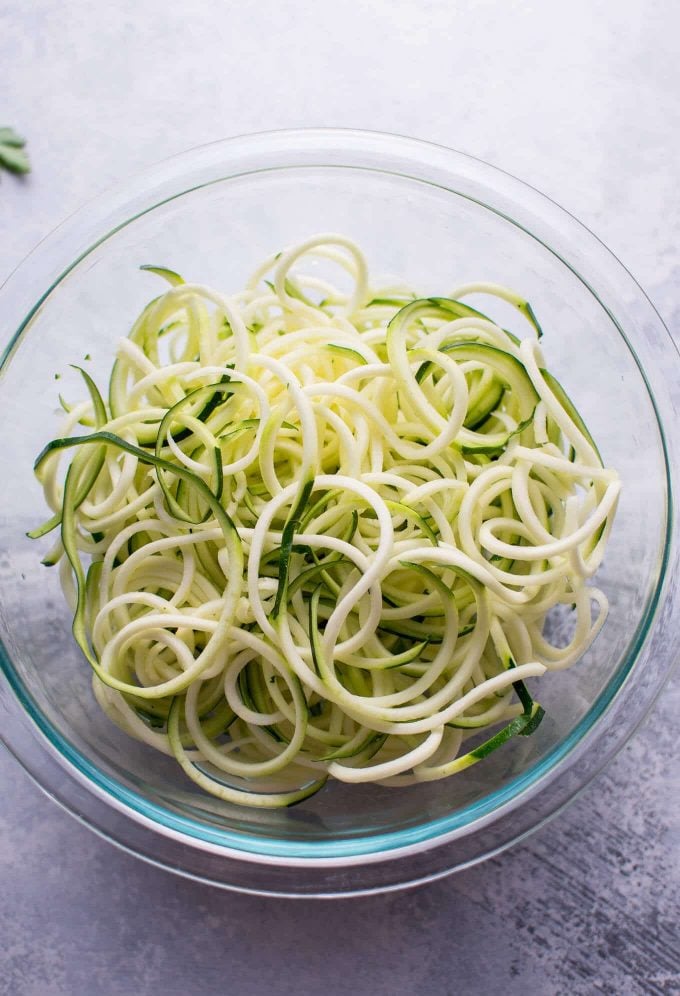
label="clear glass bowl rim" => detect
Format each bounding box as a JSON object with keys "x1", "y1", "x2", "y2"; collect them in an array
[{"x1": 1, "y1": 128, "x2": 678, "y2": 893}]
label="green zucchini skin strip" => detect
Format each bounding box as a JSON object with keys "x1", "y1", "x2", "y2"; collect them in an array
[
  {"x1": 427, "y1": 293, "x2": 541, "y2": 341},
  {"x1": 286, "y1": 532, "x2": 356, "y2": 600},
  {"x1": 440, "y1": 342, "x2": 538, "y2": 409},
  {"x1": 539, "y1": 368, "x2": 603, "y2": 465},
  {"x1": 137, "y1": 698, "x2": 236, "y2": 749},
  {"x1": 72, "y1": 365, "x2": 108, "y2": 425},
  {"x1": 464, "y1": 379, "x2": 505, "y2": 431},
  {"x1": 489, "y1": 619, "x2": 540, "y2": 720},
  {"x1": 429, "y1": 341, "x2": 539, "y2": 452},
  {"x1": 154, "y1": 380, "x2": 232, "y2": 518},
  {"x1": 318, "y1": 732, "x2": 388, "y2": 762},
  {"x1": 385, "y1": 500, "x2": 438, "y2": 544},
  {"x1": 237, "y1": 665, "x2": 290, "y2": 745},
  {"x1": 425, "y1": 296, "x2": 522, "y2": 345},
  {"x1": 423, "y1": 703, "x2": 544, "y2": 778},
  {"x1": 163, "y1": 371, "x2": 233, "y2": 446},
  {"x1": 340, "y1": 639, "x2": 431, "y2": 672},
  {"x1": 459, "y1": 411, "x2": 535, "y2": 455},
  {"x1": 271, "y1": 476, "x2": 315, "y2": 619},
  {"x1": 140, "y1": 264, "x2": 185, "y2": 287},
  {"x1": 324, "y1": 343, "x2": 368, "y2": 365},
  {"x1": 41, "y1": 430, "x2": 243, "y2": 699},
  {"x1": 28, "y1": 367, "x2": 108, "y2": 540},
  {"x1": 28, "y1": 447, "x2": 104, "y2": 540},
  {"x1": 522, "y1": 301, "x2": 543, "y2": 340}
]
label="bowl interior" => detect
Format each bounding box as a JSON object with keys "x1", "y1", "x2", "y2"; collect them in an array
[{"x1": 0, "y1": 164, "x2": 668, "y2": 857}]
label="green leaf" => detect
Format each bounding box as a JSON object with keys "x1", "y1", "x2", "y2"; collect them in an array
[
  {"x1": 0, "y1": 127, "x2": 30, "y2": 174},
  {"x1": 0, "y1": 127, "x2": 26, "y2": 147},
  {"x1": 0, "y1": 146, "x2": 30, "y2": 175}
]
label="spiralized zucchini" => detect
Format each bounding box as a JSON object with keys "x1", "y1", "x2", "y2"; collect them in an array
[{"x1": 31, "y1": 234, "x2": 620, "y2": 808}]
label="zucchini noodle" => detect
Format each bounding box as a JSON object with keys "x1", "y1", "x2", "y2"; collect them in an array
[{"x1": 30, "y1": 234, "x2": 620, "y2": 808}]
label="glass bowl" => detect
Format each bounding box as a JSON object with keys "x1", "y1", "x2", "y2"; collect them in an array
[{"x1": 0, "y1": 129, "x2": 678, "y2": 898}]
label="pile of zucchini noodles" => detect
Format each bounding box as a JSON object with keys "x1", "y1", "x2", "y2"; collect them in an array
[{"x1": 31, "y1": 234, "x2": 620, "y2": 808}]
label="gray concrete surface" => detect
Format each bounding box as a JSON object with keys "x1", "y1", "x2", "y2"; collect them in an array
[{"x1": 1, "y1": 1, "x2": 679, "y2": 993}]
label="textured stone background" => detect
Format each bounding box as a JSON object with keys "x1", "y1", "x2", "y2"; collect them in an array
[{"x1": 1, "y1": 2, "x2": 679, "y2": 994}]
